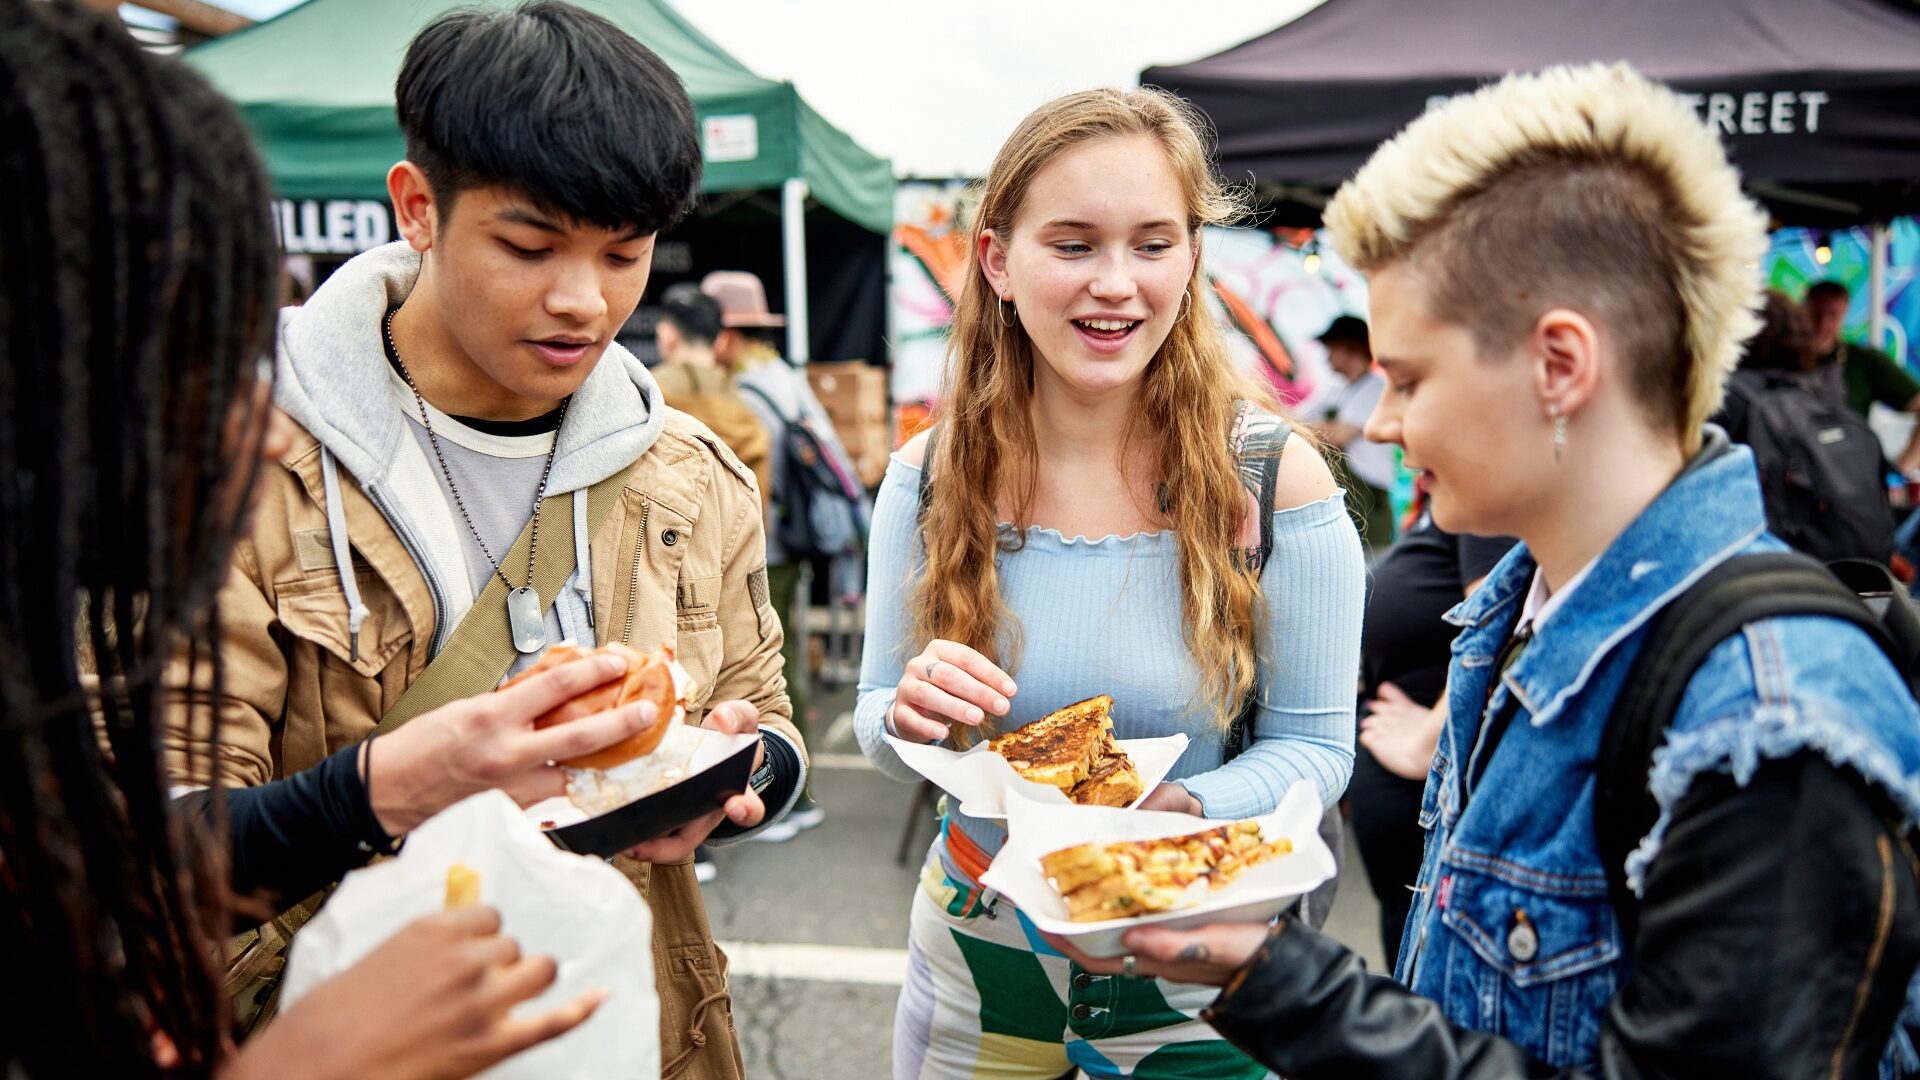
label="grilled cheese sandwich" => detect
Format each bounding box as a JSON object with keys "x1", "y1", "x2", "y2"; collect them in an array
[
  {"x1": 988, "y1": 696, "x2": 1143, "y2": 807},
  {"x1": 1039, "y1": 821, "x2": 1293, "y2": 922}
]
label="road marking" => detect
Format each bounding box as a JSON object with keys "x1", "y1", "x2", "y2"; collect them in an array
[
  {"x1": 822, "y1": 709, "x2": 857, "y2": 748},
  {"x1": 718, "y1": 940, "x2": 908, "y2": 986},
  {"x1": 811, "y1": 752, "x2": 875, "y2": 770}
]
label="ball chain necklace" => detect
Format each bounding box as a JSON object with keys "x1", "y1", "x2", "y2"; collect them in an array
[{"x1": 385, "y1": 309, "x2": 569, "y2": 653}]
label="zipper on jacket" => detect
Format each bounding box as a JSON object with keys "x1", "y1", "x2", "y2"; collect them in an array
[
  {"x1": 621, "y1": 499, "x2": 651, "y2": 645},
  {"x1": 365, "y1": 484, "x2": 452, "y2": 656},
  {"x1": 1828, "y1": 833, "x2": 1898, "y2": 1078}
]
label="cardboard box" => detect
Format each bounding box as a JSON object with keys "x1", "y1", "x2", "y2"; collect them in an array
[{"x1": 809, "y1": 361, "x2": 888, "y2": 429}]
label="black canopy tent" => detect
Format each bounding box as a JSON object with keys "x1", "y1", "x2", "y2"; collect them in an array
[
  {"x1": 1145, "y1": 0, "x2": 1920, "y2": 225},
  {"x1": 1145, "y1": 0, "x2": 1920, "y2": 339}
]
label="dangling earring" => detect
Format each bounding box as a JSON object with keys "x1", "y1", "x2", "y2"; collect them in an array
[
  {"x1": 1551, "y1": 404, "x2": 1567, "y2": 462},
  {"x1": 997, "y1": 292, "x2": 1016, "y2": 328}
]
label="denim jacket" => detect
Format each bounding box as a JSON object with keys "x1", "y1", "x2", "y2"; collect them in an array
[{"x1": 1395, "y1": 430, "x2": 1920, "y2": 1073}]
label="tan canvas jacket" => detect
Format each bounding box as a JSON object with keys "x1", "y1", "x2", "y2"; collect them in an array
[{"x1": 169, "y1": 406, "x2": 792, "y2": 1080}]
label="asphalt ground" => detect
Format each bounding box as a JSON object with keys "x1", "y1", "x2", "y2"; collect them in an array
[{"x1": 703, "y1": 682, "x2": 1387, "y2": 1079}]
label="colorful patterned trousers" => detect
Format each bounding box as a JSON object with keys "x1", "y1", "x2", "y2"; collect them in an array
[{"x1": 892, "y1": 835, "x2": 1272, "y2": 1080}]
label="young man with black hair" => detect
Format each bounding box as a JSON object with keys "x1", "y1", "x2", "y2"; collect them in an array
[
  {"x1": 654, "y1": 283, "x2": 772, "y2": 505},
  {"x1": 168, "y1": 5, "x2": 800, "y2": 1076}
]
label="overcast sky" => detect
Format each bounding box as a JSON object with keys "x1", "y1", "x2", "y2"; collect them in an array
[{"x1": 197, "y1": 0, "x2": 1323, "y2": 177}]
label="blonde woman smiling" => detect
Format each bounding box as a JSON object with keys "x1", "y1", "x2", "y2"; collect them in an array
[{"x1": 855, "y1": 88, "x2": 1364, "y2": 1080}]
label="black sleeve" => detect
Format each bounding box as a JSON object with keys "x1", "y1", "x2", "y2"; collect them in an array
[
  {"x1": 1203, "y1": 753, "x2": 1920, "y2": 1079},
  {"x1": 1596, "y1": 754, "x2": 1919, "y2": 1078},
  {"x1": 706, "y1": 731, "x2": 802, "y2": 842},
  {"x1": 174, "y1": 742, "x2": 395, "y2": 910},
  {"x1": 1454, "y1": 532, "x2": 1519, "y2": 587}
]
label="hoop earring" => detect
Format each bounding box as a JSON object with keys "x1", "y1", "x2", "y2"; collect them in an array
[
  {"x1": 997, "y1": 293, "x2": 1016, "y2": 328},
  {"x1": 1177, "y1": 288, "x2": 1192, "y2": 322}
]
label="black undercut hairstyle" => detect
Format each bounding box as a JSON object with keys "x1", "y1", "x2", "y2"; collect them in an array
[
  {"x1": 395, "y1": 0, "x2": 703, "y2": 235},
  {"x1": 0, "y1": 1, "x2": 278, "y2": 1074},
  {"x1": 658, "y1": 283, "x2": 724, "y2": 347}
]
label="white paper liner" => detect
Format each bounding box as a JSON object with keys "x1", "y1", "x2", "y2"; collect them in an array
[
  {"x1": 561, "y1": 723, "x2": 704, "y2": 816},
  {"x1": 282, "y1": 791, "x2": 658, "y2": 1079},
  {"x1": 880, "y1": 732, "x2": 1189, "y2": 820},
  {"x1": 979, "y1": 780, "x2": 1337, "y2": 958},
  {"x1": 525, "y1": 726, "x2": 760, "y2": 829}
]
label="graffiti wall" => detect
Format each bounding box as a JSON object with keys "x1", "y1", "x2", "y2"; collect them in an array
[
  {"x1": 887, "y1": 180, "x2": 1372, "y2": 415},
  {"x1": 1764, "y1": 217, "x2": 1918, "y2": 367}
]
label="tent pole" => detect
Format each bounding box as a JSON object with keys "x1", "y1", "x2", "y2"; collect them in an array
[
  {"x1": 1869, "y1": 221, "x2": 1889, "y2": 352},
  {"x1": 782, "y1": 177, "x2": 811, "y2": 364}
]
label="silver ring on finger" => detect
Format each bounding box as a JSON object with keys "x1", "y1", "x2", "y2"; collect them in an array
[
  {"x1": 923, "y1": 659, "x2": 942, "y2": 683},
  {"x1": 1122, "y1": 953, "x2": 1139, "y2": 979}
]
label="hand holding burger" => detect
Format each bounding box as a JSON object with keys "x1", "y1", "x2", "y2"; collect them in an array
[{"x1": 365, "y1": 648, "x2": 660, "y2": 836}]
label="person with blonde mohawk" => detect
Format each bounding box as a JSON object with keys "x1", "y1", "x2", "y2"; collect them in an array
[{"x1": 1046, "y1": 64, "x2": 1920, "y2": 1078}]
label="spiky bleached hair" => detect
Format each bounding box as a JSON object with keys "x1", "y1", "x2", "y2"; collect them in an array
[{"x1": 1324, "y1": 63, "x2": 1768, "y2": 449}]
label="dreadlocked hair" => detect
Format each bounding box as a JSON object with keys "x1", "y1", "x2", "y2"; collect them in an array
[
  {"x1": 0, "y1": 3, "x2": 279, "y2": 1074},
  {"x1": 912, "y1": 87, "x2": 1287, "y2": 743}
]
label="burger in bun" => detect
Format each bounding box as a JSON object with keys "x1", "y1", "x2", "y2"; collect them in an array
[{"x1": 502, "y1": 641, "x2": 701, "y2": 816}]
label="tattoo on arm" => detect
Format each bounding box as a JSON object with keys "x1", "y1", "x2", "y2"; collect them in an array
[{"x1": 1177, "y1": 943, "x2": 1211, "y2": 963}]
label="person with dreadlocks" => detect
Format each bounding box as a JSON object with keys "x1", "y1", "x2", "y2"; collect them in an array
[
  {"x1": 0, "y1": 3, "x2": 661, "y2": 1077},
  {"x1": 162, "y1": 4, "x2": 803, "y2": 1076}
]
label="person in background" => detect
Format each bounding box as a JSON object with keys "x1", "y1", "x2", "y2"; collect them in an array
[
  {"x1": 1346, "y1": 492, "x2": 1515, "y2": 970},
  {"x1": 654, "y1": 282, "x2": 777, "y2": 879},
  {"x1": 1807, "y1": 279, "x2": 1920, "y2": 476},
  {"x1": 1050, "y1": 63, "x2": 1920, "y2": 1079},
  {"x1": 705, "y1": 268, "x2": 861, "y2": 838},
  {"x1": 653, "y1": 283, "x2": 773, "y2": 501},
  {"x1": 1302, "y1": 314, "x2": 1398, "y2": 548}
]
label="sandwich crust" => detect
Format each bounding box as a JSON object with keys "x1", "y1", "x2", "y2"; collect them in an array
[
  {"x1": 989, "y1": 695, "x2": 1144, "y2": 806},
  {"x1": 1039, "y1": 821, "x2": 1293, "y2": 922}
]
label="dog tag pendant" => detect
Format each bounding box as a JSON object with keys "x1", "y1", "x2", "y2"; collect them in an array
[{"x1": 507, "y1": 586, "x2": 546, "y2": 654}]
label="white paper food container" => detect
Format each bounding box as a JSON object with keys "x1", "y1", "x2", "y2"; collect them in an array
[
  {"x1": 522, "y1": 728, "x2": 760, "y2": 856},
  {"x1": 980, "y1": 780, "x2": 1336, "y2": 958},
  {"x1": 880, "y1": 731, "x2": 1189, "y2": 819}
]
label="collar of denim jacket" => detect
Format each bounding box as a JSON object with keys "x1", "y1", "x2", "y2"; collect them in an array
[{"x1": 1446, "y1": 425, "x2": 1768, "y2": 727}]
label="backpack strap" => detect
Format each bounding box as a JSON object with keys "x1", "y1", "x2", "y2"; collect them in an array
[
  {"x1": 1596, "y1": 550, "x2": 1899, "y2": 946},
  {"x1": 916, "y1": 422, "x2": 939, "y2": 526},
  {"x1": 1225, "y1": 399, "x2": 1291, "y2": 759}
]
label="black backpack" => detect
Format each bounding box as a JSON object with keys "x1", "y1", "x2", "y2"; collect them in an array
[
  {"x1": 1595, "y1": 552, "x2": 1920, "y2": 946},
  {"x1": 1721, "y1": 369, "x2": 1895, "y2": 565},
  {"x1": 740, "y1": 381, "x2": 866, "y2": 560}
]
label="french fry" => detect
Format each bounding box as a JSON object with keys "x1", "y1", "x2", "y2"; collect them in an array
[{"x1": 444, "y1": 862, "x2": 481, "y2": 909}]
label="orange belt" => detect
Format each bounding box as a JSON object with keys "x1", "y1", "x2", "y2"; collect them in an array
[{"x1": 944, "y1": 818, "x2": 995, "y2": 884}]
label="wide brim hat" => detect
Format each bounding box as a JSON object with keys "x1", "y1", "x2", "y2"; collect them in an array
[{"x1": 700, "y1": 270, "x2": 786, "y2": 328}]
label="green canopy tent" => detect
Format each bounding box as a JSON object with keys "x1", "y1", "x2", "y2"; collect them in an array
[{"x1": 188, "y1": 0, "x2": 893, "y2": 363}]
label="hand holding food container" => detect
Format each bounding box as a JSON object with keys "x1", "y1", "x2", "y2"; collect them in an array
[
  {"x1": 509, "y1": 642, "x2": 767, "y2": 859},
  {"x1": 981, "y1": 780, "x2": 1337, "y2": 959},
  {"x1": 884, "y1": 694, "x2": 1189, "y2": 818}
]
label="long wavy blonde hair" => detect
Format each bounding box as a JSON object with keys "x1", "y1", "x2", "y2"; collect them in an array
[{"x1": 912, "y1": 87, "x2": 1281, "y2": 743}]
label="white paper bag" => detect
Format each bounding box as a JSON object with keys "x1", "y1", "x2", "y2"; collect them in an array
[
  {"x1": 281, "y1": 790, "x2": 658, "y2": 1079},
  {"x1": 980, "y1": 780, "x2": 1337, "y2": 957},
  {"x1": 881, "y1": 732, "x2": 1189, "y2": 819}
]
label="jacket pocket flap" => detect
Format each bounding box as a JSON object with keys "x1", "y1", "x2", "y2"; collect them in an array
[
  {"x1": 275, "y1": 574, "x2": 408, "y2": 677},
  {"x1": 1439, "y1": 860, "x2": 1621, "y2": 987}
]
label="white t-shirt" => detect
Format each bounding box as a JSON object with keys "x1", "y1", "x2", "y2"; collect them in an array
[{"x1": 1313, "y1": 370, "x2": 1396, "y2": 490}]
